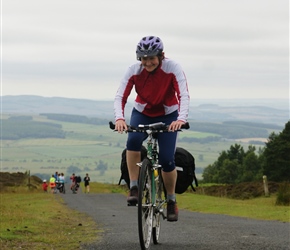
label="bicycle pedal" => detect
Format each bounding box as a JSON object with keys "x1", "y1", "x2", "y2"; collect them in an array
[{"x1": 127, "y1": 202, "x2": 137, "y2": 207}]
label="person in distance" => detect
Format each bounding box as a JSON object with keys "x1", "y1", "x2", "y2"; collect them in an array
[{"x1": 113, "y1": 35, "x2": 190, "y2": 221}]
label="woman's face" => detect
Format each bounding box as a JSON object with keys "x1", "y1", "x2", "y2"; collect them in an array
[{"x1": 141, "y1": 56, "x2": 160, "y2": 72}]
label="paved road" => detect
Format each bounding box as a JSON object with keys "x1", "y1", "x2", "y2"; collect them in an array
[{"x1": 61, "y1": 188, "x2": 290, "y2": 250}]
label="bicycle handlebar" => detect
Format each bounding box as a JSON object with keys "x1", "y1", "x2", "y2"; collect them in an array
[{"x1": 109, "y1": 121, "x2": 190, "y2": 132}]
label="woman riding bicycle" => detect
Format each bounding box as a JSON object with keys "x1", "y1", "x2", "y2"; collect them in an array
[{"x1": 114, "y1": 35, "x2": 190, "y2": 222}]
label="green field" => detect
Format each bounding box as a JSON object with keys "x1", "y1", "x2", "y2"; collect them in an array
[{"x1": 1, "y1": 115, "x2": 266, "y2": 183}]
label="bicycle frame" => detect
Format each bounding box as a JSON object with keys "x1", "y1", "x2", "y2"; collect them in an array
[{"x1": 141, "y1": 129, "x2": 161, "y2": 206}]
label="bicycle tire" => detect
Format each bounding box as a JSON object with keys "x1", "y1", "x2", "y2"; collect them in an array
[
  {"x1": 153, "y1": 169, "x2": 167, "y2": 244},
  {"x1": 138, "y1": 158, "x2": 153, "y2": 250}
]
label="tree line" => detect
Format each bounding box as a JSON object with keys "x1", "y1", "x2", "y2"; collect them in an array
[
  {"x1": 2, "y1": 114, "x2": 281, "y2": 140},
  {"x1": 1, "y1": 118, "x2": 65, "y2": 140},
  {"x1": 1, "y1": 114, "x2": 109, "y2": 140},
  {"x1": 202, "y1": 121, "x2": 290, "y2": 183},
  {"x1": 189, "y1": 121, "x2": 274, "y2": 139},
  {"x1": 40, "y1": 113, "x2": 109, "y2": 125}
]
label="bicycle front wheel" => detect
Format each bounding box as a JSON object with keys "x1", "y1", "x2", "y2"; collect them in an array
[
  {"x1": 138, "y1": 158, "x2": 153, "y2": 250},
  {"x1": 152, "y1": 171, "x2": 166, "y2": 244}
]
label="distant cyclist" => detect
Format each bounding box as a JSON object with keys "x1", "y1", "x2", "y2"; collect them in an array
[
  {"x1": 58, "y1": 173, "x2": 65, "y2": 193},
  {"x1": 59, "y1": 173, "x2": 65, "y2": 184},
  {"x1": 113, "y1": 35, "x2": 190, "y2": 221}
]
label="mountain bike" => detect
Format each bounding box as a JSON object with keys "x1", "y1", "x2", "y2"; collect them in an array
[
  {"x1": 56, "y1": 181, "x2": 66, "y2": 194},
  {"x1": 110, "y1": 121, "x2": 189, "y2": 250},
  {"x1": 71, "y1": 182, "x2": 80, "y2": 194}
]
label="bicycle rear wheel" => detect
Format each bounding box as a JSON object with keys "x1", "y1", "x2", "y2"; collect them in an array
[
  {"x1": 138, "y1": 158, "x2": 153, "y2": 250},
  {"x1": 152, "y1": 170, "x2": 166, "y2": 244}
]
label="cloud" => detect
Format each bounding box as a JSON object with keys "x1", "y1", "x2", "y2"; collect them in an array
[{"x1": 2, "y1": 0, "x2": 289, "y2": 101}]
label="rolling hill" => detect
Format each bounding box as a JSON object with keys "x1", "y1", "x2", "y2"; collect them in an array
[{"x1": 2, "y1": 95, "x2": 289, "y2": 126}]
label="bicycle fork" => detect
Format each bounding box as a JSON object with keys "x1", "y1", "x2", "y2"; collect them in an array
[{"x1": 152, "y1": 165, "x2": 167, "y2": 221}]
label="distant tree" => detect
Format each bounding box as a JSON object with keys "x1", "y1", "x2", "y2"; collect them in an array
[
  {"x1": 203, "y1": 122, "x2": 290, "y2": 183},
  {"x1": 198, "y1": 154, "x2": 204, "y2": 162},
  {"x1": 227, "y1": 144, "x2": 245, "y2": 164},
  {"x1": 218, "y1": 159, "x2": 240, "y2": 184},
  {"x1": 95, "y1": 160, "x2": 108, "y2": 176},
  {"x1": 202, "y1": 164, "x2": 216, "y2": 183},
  {"x1": 67, "y1": 165, "x2": 82, "y2": 174},
  {"x1": 202, "y1": 144, "x2": 263, "y2": 184},
  {"x1": 239, "y1": 151, "x2": 261, "y2": 182},
  {"x1": 263, "y1": 121, "x2": 290, "y2": 182},
  {"x1": 84, "y1": 167, "x2": 91, "y2": 171}
]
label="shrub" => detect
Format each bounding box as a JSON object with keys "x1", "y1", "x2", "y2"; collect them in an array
[{"x1": 276, "y1": 182, "x2": 290, "y2": 206}]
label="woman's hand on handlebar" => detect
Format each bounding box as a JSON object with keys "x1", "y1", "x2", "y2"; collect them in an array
[
  {"x1": 168, "y1": 120, "x2": 185, "y2": 131},
  {"x1": 115, "y1": 119, "x2": 128, "y2": 133}
]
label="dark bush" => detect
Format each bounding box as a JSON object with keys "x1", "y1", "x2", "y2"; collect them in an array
[{"x1": 276, "y1": 182, "x2": 290, "y2": 206}]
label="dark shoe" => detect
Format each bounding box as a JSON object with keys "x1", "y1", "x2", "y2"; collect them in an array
[
  {"x1": 127, "y1": 186, "x2": 138, "y2": 206},
  {"x1": 167, "y1": 200, "x2": 178, "y2": 222}
]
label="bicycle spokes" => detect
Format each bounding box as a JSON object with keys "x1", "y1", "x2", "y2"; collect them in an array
[{"x1": 138, "y1": 159, "x2": 153, "y2": 250}]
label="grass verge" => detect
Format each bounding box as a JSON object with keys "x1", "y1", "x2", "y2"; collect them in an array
[
  {"x1": 0, "y1": 191, "x2": 100, "y2": 250},
  {"x1": 177, "y1": 192, "x2": 290, "y2": 222},
  {"x1": 89, "y1": 182, "x2": 127, "y2": 194},
  {"x1": 89, "y1": 182, "x2": 289, "y2": 222}
]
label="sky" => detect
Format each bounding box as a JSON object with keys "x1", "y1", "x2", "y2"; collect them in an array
[{"x1": 1, "y1": 0, "x2": 289, "y2": 104}]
